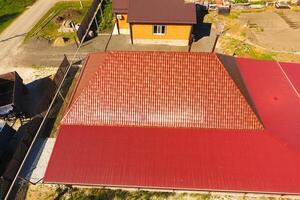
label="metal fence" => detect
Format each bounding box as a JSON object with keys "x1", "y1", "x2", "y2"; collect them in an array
[
  {"x1": 77, "y1": 0, "x2": 103, "y2": 43},
  {"x1": 0, "y1": 56, "x2": 72, "y2": 200},
  {"x1": 1, "y1": 0, "x2": 101, "y2": 197}
]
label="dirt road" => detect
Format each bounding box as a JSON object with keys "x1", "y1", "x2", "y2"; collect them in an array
[{"x1": 0, "y1": 0, "x2": 58, "y2": 68}]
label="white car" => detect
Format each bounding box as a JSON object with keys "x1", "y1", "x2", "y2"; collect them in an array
[{"x1": 275, "y1": 2, "x2": 291, "y2": 9}]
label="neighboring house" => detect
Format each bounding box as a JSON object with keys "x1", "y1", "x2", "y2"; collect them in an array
[
  {"x1": 112, "y1": 0, "x2": 197, "y2": 46},
  {"x1": 45, "y1": 52, "x2": 300, "y2": 194}
]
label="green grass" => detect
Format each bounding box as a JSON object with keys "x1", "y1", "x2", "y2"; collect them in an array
[
  {"x1": 54, "y1": 188, "x2": 221, "y2": 200},
  {"x1": 234, "y1": 0, "x2": 248, "y2": 3},
  {"x1": 26, "y1": 0, "x2": 92, "y2": 42},
  {"x1": 221, "y1": 36, "x2": 275, "y2": 60},
  {"x1": 0, "y1": 0, "x2": 36, "y2": 33},
  {"x1": 249, "y1": 0, "x2": 266, "y2": 5}
]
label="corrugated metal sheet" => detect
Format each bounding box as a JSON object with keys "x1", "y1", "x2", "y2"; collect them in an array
[
  {"x1": 236, "y1": 58, "x2": 300, "y2": 154},
  {"x1": 44, "y1": 125, "x2": 300, "y2": 194},
  {"x1": 279, "y1": 62, "x2": 300, "y2": 94}
]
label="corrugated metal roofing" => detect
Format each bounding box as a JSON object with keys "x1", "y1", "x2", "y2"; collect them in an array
[
  {"x1": 44, "y1": 125, "x2": 300, "y2": 194},
  {"x1": 279, "y1": 62, "x2": 300, "y2": 94},
  {"x1": 62, "y1": 52, "x2": 263, "y2": 130},
  {"x1": 44, "y1": 52, "x2": 300, "y2": 194},
  {"x1": 236, "y1": 58, "x2": 300, "y2": 154}
]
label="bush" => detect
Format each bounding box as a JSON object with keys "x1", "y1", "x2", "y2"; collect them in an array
[
  {"x1": 98, "y1": 0, "x2": 114, "y2": 32},
  {"x1": 235, "y1": 0, "x2": 249, "y2": 3},
  {"x1": 250, "y1": 0, "x2": 266, "y2": 5}
]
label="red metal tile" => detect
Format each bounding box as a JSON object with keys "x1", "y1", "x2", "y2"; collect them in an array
[{"x1": 63, "y1": 52, "x2": 263, "y2": 130}]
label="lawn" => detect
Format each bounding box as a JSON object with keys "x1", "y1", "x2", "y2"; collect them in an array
[
  {"x1": 0, "y1": 0, "x2": 36, "y2": 33},
  {"x1": 220, "y1": 36, "x2": 275, "y2": 60},
  {"x1": 26, "y1": 0, "x2": 92, "y2": 43},
  {"x1": 26, "y1": 0, "x2": 114, "y2": 43}
]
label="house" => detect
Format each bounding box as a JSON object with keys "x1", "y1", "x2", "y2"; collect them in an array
[
  {"x1": 112, "y1": 0, "x2": 197, "y2": 46},
  {"x1": 44, "y1": 52, "x2": 300, "y2": 194}
]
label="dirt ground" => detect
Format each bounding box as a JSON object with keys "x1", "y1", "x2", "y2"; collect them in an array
[
  {"x1": 239, "y1": 10, "x2": 300, "y2": 52},
  {"x1": 23, "y1": 184, "x2": 300, "y2": 200},
  {"x1": 23, "y1": 184, "x2": 57, "y2": 200},
  {"x1": 0, "y1": 65, "x2": 57, "y2": 83},
  {"x1": 206, "y1": 8, "x2": 300, "y2": 62}
]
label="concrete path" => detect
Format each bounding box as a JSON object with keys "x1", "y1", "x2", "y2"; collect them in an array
[
  {"x1": 21, "y1": 138, "x2": 56, "y2": 183},
  {"x1": 0, "y1": 0, "x2": 58, "y2": 68}
]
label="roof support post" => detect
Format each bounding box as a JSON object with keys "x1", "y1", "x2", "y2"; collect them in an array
[
  {"x1": 188, "y1": 25, "x2": 194, "y2": 52},
  {"x1": 115, "y1": 14, "x2": 120, "y2": 35},
  {"x1": 130, "y1": 23, "x2": 133, "y2": 45},
  {"x1": 212, "y1": 34, "x2": 220, "y2": 53}
]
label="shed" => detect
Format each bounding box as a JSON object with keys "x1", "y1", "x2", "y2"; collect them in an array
[{"x1": 0, "y1": 72, "x2": 26, "y2": 118}]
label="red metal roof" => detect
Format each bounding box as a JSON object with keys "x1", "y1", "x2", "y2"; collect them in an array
[
  {"x1": 279, "y1": 62, "x2": 300, "y2": 94},
  {"x1": 44, "y1": 52, "x2": 300, "y2": 194},
  {"x1": 45, "y1": 125, "x2": 300, "y2": 194},
  {"x1": 62, "y1": 52, "x2": 262, "y2": 130},
  {"x1": 67, "y1": 52, "x2": 107, "y2": 108},
  {"x1": 236, "y1": 58, "x2": 300, "y2": 154}
]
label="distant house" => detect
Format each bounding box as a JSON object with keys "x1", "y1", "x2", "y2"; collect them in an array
[{"x1": 112, "y1": 0, "x2": 197, "y2": 46}]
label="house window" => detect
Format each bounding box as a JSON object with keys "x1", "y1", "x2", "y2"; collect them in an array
[
  {"x1": 153, "y1": 25, "x2": 166, "y2": 35},
  {"x1": 117, "y1": 14, "x2": 124, "y2": 20}
]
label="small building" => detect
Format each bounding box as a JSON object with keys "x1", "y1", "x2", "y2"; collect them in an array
[
  {"x1": 113, "y1": 0, "x2": 197, "y2": 46},
  {"x1": 0, "y1": 72, "x2": 26, "y2": 119}
]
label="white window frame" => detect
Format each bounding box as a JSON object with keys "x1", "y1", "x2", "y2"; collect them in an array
[{"x1": 153, "y1": 25, "x2": 166, "y2": 35}]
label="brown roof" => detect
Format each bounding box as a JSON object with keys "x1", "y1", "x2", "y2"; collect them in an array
[
  {"x1": 113, "y1": 0, "x2": 196, "y2": 24},
  {"x1": 112, "y1": 0, "x2": 129, "y2": 13},
  {"x1": 63, "y1": 52, "x2": 263, "y2": 130},
  {"x1": 128, "y1": 0, "x2": 196, "y2": 24}
]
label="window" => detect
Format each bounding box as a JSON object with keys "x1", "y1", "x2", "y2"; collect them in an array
[
  {"x1": 116, "y1": 14, "x2": 124, "y2": 20},
  {"x1": 153, "y1": 25, "x2": 166, "y2": 35}
]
